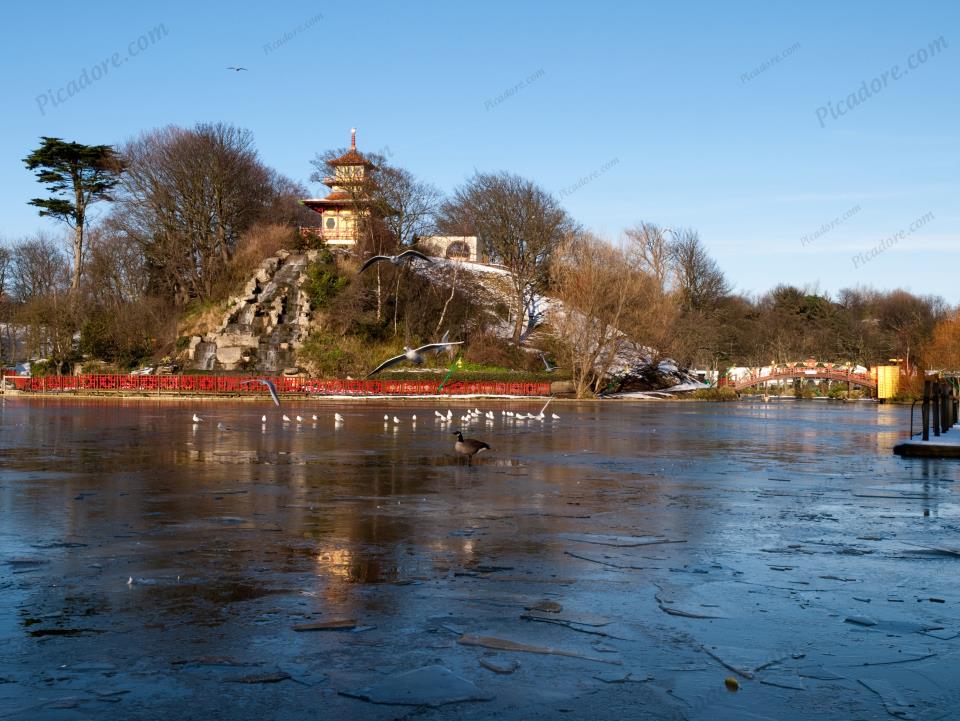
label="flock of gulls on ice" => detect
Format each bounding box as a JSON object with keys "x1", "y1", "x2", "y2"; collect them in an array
[{"x1": 189, "y1": 378, "x2": 559, "y2": 464}]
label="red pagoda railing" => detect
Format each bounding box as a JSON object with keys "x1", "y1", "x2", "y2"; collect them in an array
[{"x1": 5, "y1": 374, "x2": 551, "y2": 397}]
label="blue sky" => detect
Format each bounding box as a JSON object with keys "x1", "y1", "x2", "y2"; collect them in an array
[{"x1": 2, "y1": 0, "x2": 957, "y2": 300}]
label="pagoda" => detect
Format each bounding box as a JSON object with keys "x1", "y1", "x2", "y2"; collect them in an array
[{"x1": 301, "y1": 128, "x2": 378, "y2": 247}]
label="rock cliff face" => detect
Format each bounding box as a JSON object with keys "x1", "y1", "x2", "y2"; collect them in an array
[{"x1": 187, "y1": 250, "x2": 316, "y2": 372}]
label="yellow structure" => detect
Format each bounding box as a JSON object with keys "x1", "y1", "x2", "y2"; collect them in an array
[
  {"x1": 301, "y1": 129, "x2": 379, "y2": 246},
  {"x1": 874, "y1": 365, "x2": 900, "y2": 399}
]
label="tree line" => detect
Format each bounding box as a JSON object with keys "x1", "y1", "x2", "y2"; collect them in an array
[{"x1": 0, "y1": 124, "x2": 954, "y2": 394}]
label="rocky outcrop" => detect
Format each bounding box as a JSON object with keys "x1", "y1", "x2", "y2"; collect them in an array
[{"x1": 188, "y1": 250, "x2": 319, "y2": 371}]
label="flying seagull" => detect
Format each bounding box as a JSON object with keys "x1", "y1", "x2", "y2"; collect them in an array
[
  {"x1": 540, "y1": 354, "x2": 558, "y2": 373},
  {"x1": 358, "y1": 249, "x2": 432, "y2": 274},
  {"x1": 434, "y1": 330, "x2": 460, "y2": 357},
  {"x1": 367, "y1": 341, "x2": 464, "y2": 377},
  {"x1": 227, "y1": 66, "x2": 248, "y2": 71},
  {"x1": 240, "y1": 378, "x2": 281, "y2": 407},
  {"x1": 452, "y1": 430, "x2": 490, "y2": 465}
]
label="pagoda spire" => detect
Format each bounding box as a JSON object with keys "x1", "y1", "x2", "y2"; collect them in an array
[{"x1": 350, "y1": 127, "x2": 356, "y2": 150}]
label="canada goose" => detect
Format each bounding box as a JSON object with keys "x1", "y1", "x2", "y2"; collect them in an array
[
  {"x1": 452, "y1": 431, "x2": 490, "y2": 464},
  {"x1": 358, "y1": 249, "x2": 433, "y2": 273}
]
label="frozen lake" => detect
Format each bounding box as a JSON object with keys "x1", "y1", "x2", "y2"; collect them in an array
[{"x1": 1, "y1": 397, "x2": 958, "y2": 720}]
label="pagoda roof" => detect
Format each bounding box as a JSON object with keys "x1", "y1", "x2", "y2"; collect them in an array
[{"x1": 328, "y1": 148, "x2": 373, "y2": 167}]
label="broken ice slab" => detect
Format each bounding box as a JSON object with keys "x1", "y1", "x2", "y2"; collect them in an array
[
  {"x1": 900, "y1": 541, "x2": 960, "y2": 557},
  {"x1": 227, "y1": 670, "x2": 291, "y2": 684},
  {"x1": 859, "y1": 678, "x2": 916, "y2": 720},
  {"x1": 559, "y1": 533, "x2": 684, "y2": 547},
  {"x1": 341, "y1": 665, "x2": 493, "y2": 707},
  {"x1": 525, "y1": 600, "x2": 563, "y2": 613},
  {"x1": 292, "y1": 619, "x2": 357, "y2": 631},
  {"x1": 843, "y1": 616, "x2": 943, "y2": 634},
  {"x1": 479, "y1": 658, "x2": 519, "y2": 674},
  {"x1": 457, "y1": 634, "x2": 622, "y2": 665},
  {"x1": 521, "y1": 610, "x2": 611, "y2": 627}
]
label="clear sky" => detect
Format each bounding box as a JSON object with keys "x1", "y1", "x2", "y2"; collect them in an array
[{"x1": 2, "y1": 1, "x2": 957, "y2": 301}]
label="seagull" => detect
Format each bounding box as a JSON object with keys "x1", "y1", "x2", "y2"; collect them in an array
[
  {"x1": 551, "y1": 413, "x2": 560, "y2": 420},
  {"x1": 367, "y1": 342, "x2": 464, "y2": 377},
  {"x1": 296, "y1": 415, "x2": 304, "y2": 423},
  {"x1": 393, "y1": 416, "x2": 400, "y2": 424},
  {"x1": 312, "y1": 414, "x2": 318, "y2": 421},
  {"x1": 240, "y1": 378, "x2": 281, "y2": 407},
  {"x1": 358, "y1": 249, "x2": 432, "y2": 273},
  {"x1": 227, "y1": 66, "x2": 248, "y2": 71},
  {"x1": 435, "y1": 330, "x2": 459, "y2": 357},
  {"x1": 384, "y1": 414, "x2": 390, "y2": 422},
  {"x1": 192, "y1": 413, "x2": 203, "y2": 423},
  {"x1": 518, "y1": 308, "x2": 543, "y2": 344},
  {"x1": 217, "y1": 422, "x2": 228, "y2": 431},
  {"x1": 412, "y1": 414, "x2": 417, "y2": 421},
  {"x1": 261, "y1": 415, "x2": 267, "y2": 423},
  {"x1": 540, "y1": 354, "x2": 559, "y2": 373},
  {"x1": 282, "y1": 414, "x2": 291, "y2": 422},
  {"x1": 453, "y1": 430, "x2": 490, "y2": 465},
  {"x1": 334, "y1": 413, "x2": 344, "y2": 422}
]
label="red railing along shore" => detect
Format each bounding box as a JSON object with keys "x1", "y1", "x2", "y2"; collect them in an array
[{"x1": 6, "y1": 374, "x2": 551, "y2": 397}]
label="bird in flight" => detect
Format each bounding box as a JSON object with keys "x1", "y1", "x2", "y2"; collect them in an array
[
  {"x1": 540, "y1": 354, "x2": 558, "y2": 373},
  {"x1": 227, "y1": 66, "x2": 248, "y2": 72},
  {"x1": 367, "y1": 341, "x2": 464, "y2": 377},
  {"x1": 359, "y1": 249, "x2": 432, "y2": 273},
  {"x1": 434, "y1": 330, "x2": 460, "y2": 358},
  {"x1": 240, "y1": 378, "x2": 281, "y2": 407}
]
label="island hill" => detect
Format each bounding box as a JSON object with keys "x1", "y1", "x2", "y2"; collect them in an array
[
  {"x1": 173, "y1": 130, "x2": 698, "y2": 395},
  {"x1": 176, "y1": 240, "x2": 692, "y2": 394}
]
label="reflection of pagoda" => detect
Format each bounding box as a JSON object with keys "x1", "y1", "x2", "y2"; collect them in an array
[{"x1": 301, "y1": 128, "x2": 377, "y2": 247}]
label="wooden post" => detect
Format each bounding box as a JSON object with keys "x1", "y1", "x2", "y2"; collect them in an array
[
  {"x1": 922, "y1": 380, "x2": 931, "y2": 441},
  {"x1": 932, "y1": 381, "x2": 941, "y2": 437},
  {"x1": 941, "y1": 382, "x2": 952, "y2": 432}
]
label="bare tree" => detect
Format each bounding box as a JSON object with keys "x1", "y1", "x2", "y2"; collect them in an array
[
  {"x1": 114, "y1": 123, "x2": 294, "y2": 304},
  {"x1": 669, "y1": 229, "x2": 729, "y2": 314},
  {"x1": 440, "y1": 172, "x2": 574, "y2": 342},
  {"x1": 550, "y1": 233, "x2": 649, "y2": 397},
  {"x1": 8, "y1": 233, "x2": 70, "y2": 302},
  {"x1": 0, "y1": 244, "x2": 11, "y2": 300},
  {"x1": 7, "y1": 233, "x2": 74, "y2": 368},
  {"x1": 625, "y1": 222, "x2": 673, "y2": 293}
]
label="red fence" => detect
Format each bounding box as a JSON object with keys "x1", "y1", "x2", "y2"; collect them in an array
[{"x1": 6, "y1": 374, "x2": 551, "y2": 397}]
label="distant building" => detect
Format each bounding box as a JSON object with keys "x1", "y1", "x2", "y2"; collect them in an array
[
  {"x1": 418, "y1": 236, "x2": 480, "y2": 262},
  {"x1": 300, "y1": 129, "x2": 385, "y2": 247}
]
